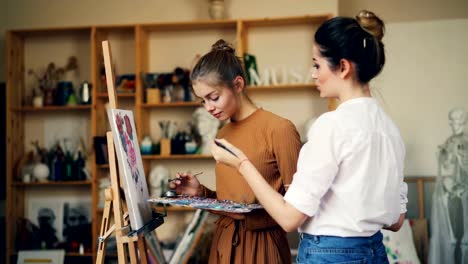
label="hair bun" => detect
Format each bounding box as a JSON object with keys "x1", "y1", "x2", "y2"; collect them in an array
[
  {"x1": 356, "y1": 10, "x2": 385, "y2": 41},
  {"x1": 211, "y1": 39, "x2": 235, "y2": 54}
]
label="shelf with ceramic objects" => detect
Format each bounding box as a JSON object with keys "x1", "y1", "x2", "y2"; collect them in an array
[
  {"x1": 11, "y1": 105, "x2": 92, "y2": 112},
  {"x1": 12, "y1": 180, "x2": 93, "y2": 187},
  {"x1": 6, "y1": 26, "x2": 95, "y2": 264}
]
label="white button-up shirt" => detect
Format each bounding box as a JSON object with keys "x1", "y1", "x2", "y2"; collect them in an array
[{"x1": 284, "y1": 97, "x2": 408, "y2": 237}]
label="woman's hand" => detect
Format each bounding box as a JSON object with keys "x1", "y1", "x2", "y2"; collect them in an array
[
  {"x1": 168, "y1": 172, "x2": 202, "y2": 196},
  {"x1": 211, "y1": 139, "x2": 248, "y2": 169}
]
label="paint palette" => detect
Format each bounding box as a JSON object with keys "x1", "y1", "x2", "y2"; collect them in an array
[{"x1": 149, "y1": 196, "x2": 263, "y2": 213}]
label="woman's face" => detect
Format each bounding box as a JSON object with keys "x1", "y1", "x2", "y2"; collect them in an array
[
  {"x1": 192, "y1": 79, "x2": 239, "y2": 121},
  {"x1": 311, "y1": 45, "x2": 341, "y2": 98}
]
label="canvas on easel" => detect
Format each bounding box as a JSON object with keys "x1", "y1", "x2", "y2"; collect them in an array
[{"x1": 107, "y1": 109, "x2": 152, "y2": 230}]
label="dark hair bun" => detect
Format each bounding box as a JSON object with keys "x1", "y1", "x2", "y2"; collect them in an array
[
  {"x1": 211, "y1": 39, "x2": 235, "y2": 54},
  {"x1": 356, "y1": 10, "x2": 385, "y2": 41}
]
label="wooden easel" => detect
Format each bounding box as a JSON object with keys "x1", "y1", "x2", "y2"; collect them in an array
[{"x1": 96, "y1": 41, "x2": 163, "y2": 264}]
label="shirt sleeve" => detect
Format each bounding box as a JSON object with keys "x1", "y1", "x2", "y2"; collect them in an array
[
  {"x1": 271, "y1": 120, "x2": 302, "y2": 187},
  {"x1": 399, "y1": 140, "x2": 408, "y2": 214},
  {"x1": 399, "y1": 181, "x2": 408, "y2": 213},
  {"x1": 284, "y1": 114, "x2": 342, "y2": 217}
]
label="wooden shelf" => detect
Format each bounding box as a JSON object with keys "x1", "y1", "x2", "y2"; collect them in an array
[
  {"x1": 140, "y1": 19, "x2": 237, "y2": 31},
  {"x1": 243, "y1": 15, "x2": 331, "y2": 27},
  {"x1": 97, "y1": 164, "x2": 109, "y2": 169},
  {"x1": 10, "y1": 252, "x2": 93, "y2": 257},
  {"x1": 96, "y1": 92, "x2": 135, "y2": 98},
  {"x1": 142, "y1": 154, "x2": 212, "y2": 160},
  {"x1": 65, "y1": 252, "x2": 94, "y2": 257},
  {"x1": 11, "y1": 105, "x2": 92, "y2": 112},
  {"x1": 12, "y1": 180, "x2": 92, "y2": 186},
  {"x1": 141, "y1": 101, "x2": 201, "y2": 108},
  {"x1": 247, "y1": 83, "x2": 318, "y2": 91}
]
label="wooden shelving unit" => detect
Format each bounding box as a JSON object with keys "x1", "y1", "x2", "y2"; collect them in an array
[{"x1": 6, "y1": 14, "x2": 333, "y2": 264}]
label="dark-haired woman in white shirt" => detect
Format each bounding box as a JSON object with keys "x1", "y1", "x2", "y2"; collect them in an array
[{"x1": 211, "y1": 10, "x2": 408, "y2": 264}]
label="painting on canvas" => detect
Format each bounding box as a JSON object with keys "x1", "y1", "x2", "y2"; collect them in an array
[{"x1": 107, "y1": 109, "x2": 152, "y2": 230}]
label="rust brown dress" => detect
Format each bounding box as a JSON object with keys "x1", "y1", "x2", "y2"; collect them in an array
[{"x1": 200, "y1": 108, "x2": 301, "y2": 264}]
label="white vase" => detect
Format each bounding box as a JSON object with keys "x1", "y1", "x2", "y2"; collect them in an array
[
  {"x1": 33, "y1": 163, "x2": 50, "y2": 182},
  {"x1": 32, "y1": 96, "x2": 43, "y2": 107},
  {"x1": 209, "y1": 0, "x2": 225, "y2": 20}
]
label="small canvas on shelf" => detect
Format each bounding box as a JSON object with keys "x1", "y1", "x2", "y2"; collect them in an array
[
  {"x1": 17, "y1": 250, "x2": 65, "y2": 264},
  {"x1": 107, "y1": 108, "x2": 152, "y2": 230},
  {"x1": 27, "y1": 198, "x2": 64, "y2": 243}
]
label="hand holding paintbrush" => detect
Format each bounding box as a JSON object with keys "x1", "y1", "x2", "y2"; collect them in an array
[
  {"x1": 168, "y1": 172, "x2": 203, "y2": 183},
  {"x1": 168, "y1": 172, "x2": 203, "y2": 196},
  {"x1": 211, "y1": 139, "x2": 249, "y2": 169}
]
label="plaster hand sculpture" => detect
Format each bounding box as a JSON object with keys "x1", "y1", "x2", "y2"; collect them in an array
[
  {"x1": 149, "y1": 165, "x2": 170, "y2": 197},
  {"x1": 430, "y1": 107, "x2": 468, "y2": 264},
  {"x1": 193, "y1": 107, "x2": 220, "y2": 155}
]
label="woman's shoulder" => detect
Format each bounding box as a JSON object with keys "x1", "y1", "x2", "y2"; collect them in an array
[{"x1": 258, "y1": 109, "x2": 295, "y2": 127}]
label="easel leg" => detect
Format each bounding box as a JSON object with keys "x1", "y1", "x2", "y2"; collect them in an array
[
  {"x1": 128, "y1": 241, "x2": 138, "y2": 263},
  {"x1": 137, "y1": 239, "x2": 148, "y2": 264},
  {"x1": 96, "y1": 189, "x2": 113, "y2": 264}
]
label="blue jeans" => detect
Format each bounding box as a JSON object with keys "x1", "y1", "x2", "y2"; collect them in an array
[{"x1": 296, "y1": 231, "x2": 389, "y2": 264}]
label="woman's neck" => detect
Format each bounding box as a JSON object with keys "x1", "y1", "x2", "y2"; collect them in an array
[
  {"x1": 338, "y1": 82, "x2": 371, "y2": 103},
  {"x1": 231, "y1": 95, "x2": 257, "y2": 122}
]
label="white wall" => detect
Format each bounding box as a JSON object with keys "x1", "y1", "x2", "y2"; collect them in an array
[
  {"x1": 5, "y1": 0, "x2": 337, "y2": 28},
  {"x1": 338, "y1": 0, "x2": 468, "y2": 23},
  {"x1": 373, "y1": 19, "x2": 468, "y2": 176}
]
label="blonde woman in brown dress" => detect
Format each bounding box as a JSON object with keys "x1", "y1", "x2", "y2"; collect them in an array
[{"x1": 169, "y1": 39, "x2": 301, "y2": 264}]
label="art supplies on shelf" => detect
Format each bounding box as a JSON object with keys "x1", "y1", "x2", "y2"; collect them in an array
[{"x1": 149, "y1": 196, "x2": 263, "y2": 213}]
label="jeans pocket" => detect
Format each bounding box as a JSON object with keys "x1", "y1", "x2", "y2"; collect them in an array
[{"x1": 303, "y1": 248, "x2": 370, "y2": 263}]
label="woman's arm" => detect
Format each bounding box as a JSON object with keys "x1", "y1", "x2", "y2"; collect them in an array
[
  {"x1": 383, "y1": 213, "x2": 405, "y2": 232},
  {"x1": 239, "y1": 160, "x2": 308, "y2": 231},
  {"x1": 212, "y1": 139, "x2": 308, "y2": 232},
  {"x1": 169, "y1": 172, "x2": 216, "y2": 198},
  {"x1": 271, "y1": 120, "x2": 302, "y2": 191}
]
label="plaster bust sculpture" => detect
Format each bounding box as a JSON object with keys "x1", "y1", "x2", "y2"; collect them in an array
[
  {"x1": 437, "y1": 108, "x2": 468, "y2": 180},
  {"x1": 149, "y1": 165, "x2": 170, "y2": 197},
  {"x1": 192, "y1": 107, "x2": 220, "y2": 155}
]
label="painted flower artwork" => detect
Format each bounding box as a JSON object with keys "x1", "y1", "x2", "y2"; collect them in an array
[{"x1": 108, "y1": 109, "x2": 152, "y2": 230}]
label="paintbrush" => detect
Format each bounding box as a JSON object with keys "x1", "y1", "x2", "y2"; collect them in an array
[
  {"x1": 167, "y1": 172, "x2": 203, "y2": 183},
  {"x1": 214, "y1": 140, "x2": 239, "y2": 158}
]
